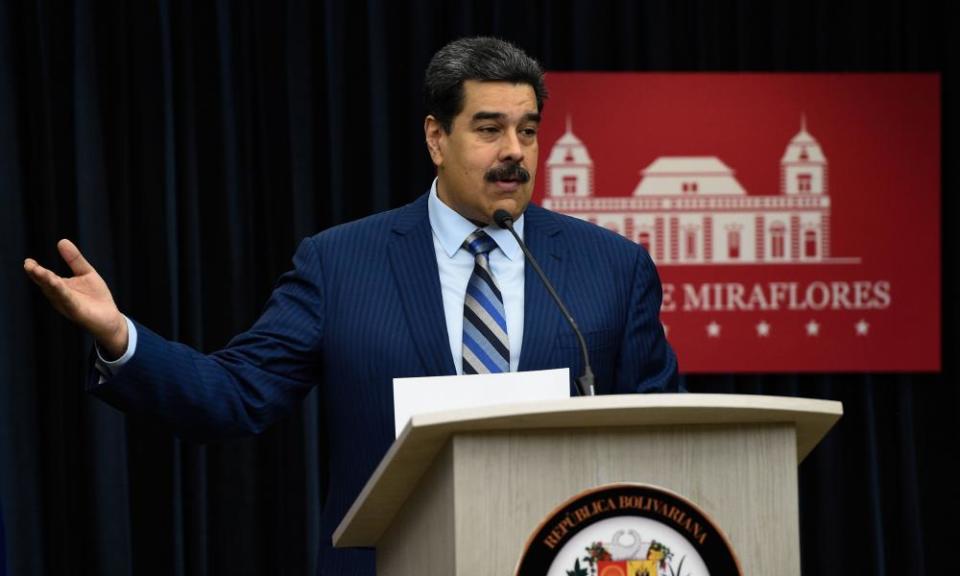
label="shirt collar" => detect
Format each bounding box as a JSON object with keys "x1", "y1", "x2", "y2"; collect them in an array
[{"x1": 427, "y1": 178, "x2": 524, "y2": 261}]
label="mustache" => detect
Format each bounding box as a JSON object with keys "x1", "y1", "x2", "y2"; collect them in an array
[{"x1": 484, "y1": 163, "x2": 530, "y2": 184}]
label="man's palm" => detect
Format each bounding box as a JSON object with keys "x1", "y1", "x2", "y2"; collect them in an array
[{"x1": 24, "y1": 239, "x2": 128, "y2": 357}]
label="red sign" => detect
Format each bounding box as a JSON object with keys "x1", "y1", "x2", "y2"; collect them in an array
[{"x1": 534, "y1": 73, "x2": 940, "y2": 373}]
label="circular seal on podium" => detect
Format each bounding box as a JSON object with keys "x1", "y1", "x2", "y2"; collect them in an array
[{"x1": 515, "y1": 483, "x2": 741, "y2": 576}]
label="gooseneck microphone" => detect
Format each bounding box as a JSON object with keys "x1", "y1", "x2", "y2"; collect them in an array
[{"x1": 493, "y1": 209, "x2": 595, "y2": 397}]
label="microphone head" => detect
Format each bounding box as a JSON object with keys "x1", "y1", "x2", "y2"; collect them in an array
[{"x1": 493, "y1": 209, "x2": 514, "y2": 229}]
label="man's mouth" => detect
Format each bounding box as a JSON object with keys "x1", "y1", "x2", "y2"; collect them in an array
[{"x1": 493, "y1": 180, "x2": 522, "y2": 191}]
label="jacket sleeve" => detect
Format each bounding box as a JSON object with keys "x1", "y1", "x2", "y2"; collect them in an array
[
  {"x1": 85, "y1": 238, "x2": 326, "y2": 441},
  {"x1": 614, "y1": 246, "x2": 682, "y2": 394}
]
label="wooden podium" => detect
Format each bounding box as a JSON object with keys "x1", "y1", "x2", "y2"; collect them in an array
[{"x1": 333, "y1": 394, "x2": 842, "y2": 575}]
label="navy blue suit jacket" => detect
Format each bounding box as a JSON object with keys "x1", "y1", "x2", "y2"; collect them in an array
[{"x1": 88, "y1": 194, "x2": 678, "y2": 575}]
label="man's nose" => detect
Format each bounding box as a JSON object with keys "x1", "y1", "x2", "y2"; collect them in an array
[{"x1": 499, "y1": 130, "x2": 524, "y2": 162}]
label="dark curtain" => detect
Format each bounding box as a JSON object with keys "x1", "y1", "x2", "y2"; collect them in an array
[{"x1": 1, "y1": 0, "x2": 954, "y2": 574}]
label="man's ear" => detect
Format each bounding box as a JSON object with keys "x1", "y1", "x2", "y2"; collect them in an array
[{"x1": 424, "y1": 115, "x2": 445, "y2": 167}]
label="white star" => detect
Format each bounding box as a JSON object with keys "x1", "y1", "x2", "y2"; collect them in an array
[
  {"x1": 706, "y1": 321, "x2": 721, "y2": 338},
  {"x1": 855, "y1": 319, "x2": 870, "y2": 336},
  {"x1": 755, "y1": 321, "x2": 771, "y2": 337},
  {"x1": 805, "y1": 320, "x2": 820, "y2": 336}
]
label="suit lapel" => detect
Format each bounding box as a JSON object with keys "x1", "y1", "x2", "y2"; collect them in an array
[
  {"x1": 518, "y1": 205, "x2": 567, "y2": 372},
  {"x1": 388, "y1": 195, "x2": 457, "y2": 377}
]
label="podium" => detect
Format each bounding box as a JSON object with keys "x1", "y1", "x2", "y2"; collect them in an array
[{"x1": 334, "y1": 394, "x2": 842, "y2": 575}]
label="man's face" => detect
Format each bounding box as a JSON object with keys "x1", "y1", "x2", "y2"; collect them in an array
[{"x1": 425, "y1": 80, "x2": 540, "y2": 225}]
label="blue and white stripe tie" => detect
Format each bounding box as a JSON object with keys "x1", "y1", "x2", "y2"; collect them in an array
[{"x1": 462, "y1": 230, "x2": 510, "y2": 374}]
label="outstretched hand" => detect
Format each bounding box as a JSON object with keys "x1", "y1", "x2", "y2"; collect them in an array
[{"x1": 23, "y1": 239, "x2": 128, "y2": 358}]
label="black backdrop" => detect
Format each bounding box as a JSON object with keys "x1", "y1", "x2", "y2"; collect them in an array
[{"x1": 0, "y1": 1, "x2": 955, "y2": 574}]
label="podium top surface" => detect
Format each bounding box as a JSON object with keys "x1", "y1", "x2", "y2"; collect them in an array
[{"x1": 333, "y1": 393, "x2": 842, "y2": 547}]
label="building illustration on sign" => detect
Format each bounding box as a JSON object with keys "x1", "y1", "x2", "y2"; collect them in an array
[{"x1": 542, "y1": 117, "x2": 838, "y2": 265}]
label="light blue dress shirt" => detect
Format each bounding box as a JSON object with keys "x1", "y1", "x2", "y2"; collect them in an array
[
  {"x1": 427, "y1": 179, "x2": 525, "y2": 374},
  {"x1": 94, "y1": 315, "x2": 137, "y2": 381},
  {"x1": 98, "y1": 181, "x2": 525, "y2": 376}
]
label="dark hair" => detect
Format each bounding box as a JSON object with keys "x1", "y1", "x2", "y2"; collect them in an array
[{"x1": 424, "y1": 37, "x2": 548, "y2": 133}]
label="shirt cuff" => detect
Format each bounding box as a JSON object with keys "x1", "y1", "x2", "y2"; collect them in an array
[{"x1": 94, "y1": 316, "x2": 138, "y2": 381}]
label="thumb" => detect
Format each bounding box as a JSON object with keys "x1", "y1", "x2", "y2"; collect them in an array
[{"x1": 57, "y1": 238, "x2": 94, "y2": 276}]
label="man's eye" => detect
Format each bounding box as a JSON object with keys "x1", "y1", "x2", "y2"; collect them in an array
[
  {"x1": 521, "y1": 127, "x2": 538, "y2": 137},
  {"x1": 478, "y1": 126, "x2": 500, "y2": 134}
]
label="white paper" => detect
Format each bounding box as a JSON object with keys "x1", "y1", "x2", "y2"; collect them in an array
[{"x1": 392, "y1": 368, "x2": 571, "y2": 437}]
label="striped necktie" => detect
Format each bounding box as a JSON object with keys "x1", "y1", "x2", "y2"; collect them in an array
[{"x1": 462, "y1": 230, "x2": 510, "y2": 374}]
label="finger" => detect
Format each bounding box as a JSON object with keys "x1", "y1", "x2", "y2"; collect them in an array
[
  {"x1": 23, "y1": 258, "x2": 57, "y2": 286},
  {"x1": 23, "y1": 258, "x2": 38, "y2": 276},
  {"x1": 57, "y1": 238, "x2": 94, "y2": 276},
  {"x1": 24, "y1": 259, "x2": 84, "y2": 320},
  {"x1": 28, "y1": 262, "x2": 63, "y2": 291},
  {"x1": 29, "y1": 266, "x2": 71, "y2": 307}
]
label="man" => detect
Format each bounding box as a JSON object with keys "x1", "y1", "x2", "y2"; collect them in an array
[{"x1": 24, "y1": 37, "x2": 678, "y2": 575}]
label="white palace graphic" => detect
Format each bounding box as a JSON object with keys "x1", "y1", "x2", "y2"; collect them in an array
[{"x1": 542, "y1": 117, "x2": 840, "y2": 265}]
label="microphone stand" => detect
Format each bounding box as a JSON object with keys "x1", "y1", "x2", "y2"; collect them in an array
[{"x1": 493, "y1": 209, "x2": 595, "y2": 397}]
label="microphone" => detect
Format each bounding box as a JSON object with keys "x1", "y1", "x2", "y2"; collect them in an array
[{"x1": 493, "y1": 209, "x2": 595, "y2": 397}]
